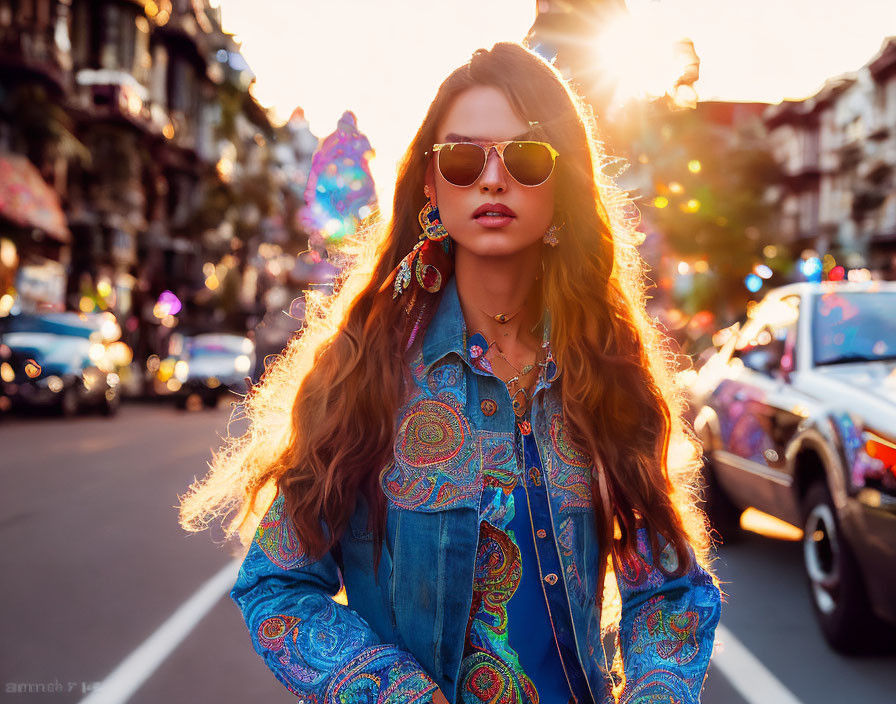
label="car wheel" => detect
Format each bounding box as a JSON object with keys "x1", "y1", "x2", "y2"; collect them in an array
[
  {"x1": 801, "y1": 480, "x2": 893, "y2": 653},
  {"x1": 58, "y1": 385, "x2": 80, "y2": 418},
  {"x1": 700, "y1": 450, "x2": 743, "y2": 543},
  {"x1": 201, "y1": 389, "x2": 218, "y2": 408}
]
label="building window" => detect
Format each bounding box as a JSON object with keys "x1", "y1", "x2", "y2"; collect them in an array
[{"x1": 99, "y1": 3, "x2": 137, "y2": 71}]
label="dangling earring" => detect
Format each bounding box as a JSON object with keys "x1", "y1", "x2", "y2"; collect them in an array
[
  {"x1": 420, "y1": 186, "x2": 450, "y2": 242},
  {"x1": 378, "y1": 186, "x2": 454, "y2": 301},
  {"x1": 543, "y1": 221, "x2": 564, "y2": 247}
]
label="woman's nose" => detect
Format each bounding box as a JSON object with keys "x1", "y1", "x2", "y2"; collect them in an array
[{"x1": 478, "y1": 147, "x2": 508, "y2": 192}]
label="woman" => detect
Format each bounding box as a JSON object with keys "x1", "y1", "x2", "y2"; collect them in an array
[{"x1": 179, "y1": 41, "x2": 724, "y2": 704}]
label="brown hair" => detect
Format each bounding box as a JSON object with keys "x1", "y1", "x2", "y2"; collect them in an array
[{"x1": 178, "y1": 41, "x2": 721, "y2": 681}]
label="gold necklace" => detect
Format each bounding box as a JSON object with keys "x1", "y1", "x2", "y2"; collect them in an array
[
  {"x1": 475, "y1": 274, "x2": 542, "y2": 325},
  {"x1": 477, "y1": 304, "x2": 524, "y2": 325}
]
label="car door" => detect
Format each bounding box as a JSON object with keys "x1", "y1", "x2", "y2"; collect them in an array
[
  {"x1": 763, "y1": 294, "x2": 816, "y2": 520},
  {"x1": 711, "y1": 295, "x2": 805, "y2": 518}
]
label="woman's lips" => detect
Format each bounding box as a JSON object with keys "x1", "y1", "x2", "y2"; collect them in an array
[{"x1": 473, "y1": 213, "x2": 516, "y2": 228}]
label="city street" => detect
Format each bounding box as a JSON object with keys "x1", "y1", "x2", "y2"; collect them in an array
[
  {"x1": 2, "y1": 0, "x2": 895, "y2": 702},
  {"x1": 1, "y1": 402, "x2": 894, "y2": 703}
]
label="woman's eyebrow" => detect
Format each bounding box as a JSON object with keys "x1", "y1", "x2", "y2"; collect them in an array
[{"x1": 443, "y1": 130, "x2": 535, "y2": 142}]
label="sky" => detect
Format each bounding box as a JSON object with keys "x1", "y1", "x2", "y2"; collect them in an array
[{"x1": 217, "y1": 0, "x2": 896, "y2": 217}]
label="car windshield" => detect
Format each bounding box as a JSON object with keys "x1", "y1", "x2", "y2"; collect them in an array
[
  {"x1": 0, "y1": 313, "x2": 100, "y2": 339},
  {"x1": 1, "y1": 332, "x2": 90, "y2": 368},
  {"x1": 184, "y1": 334, "x2": 250, "y2": 356},
  {"x1": 813, "y1": 290, "x2": 896, "y2": 365}
]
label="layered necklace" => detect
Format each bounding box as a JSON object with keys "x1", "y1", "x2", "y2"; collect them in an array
[{"x1": 472, "y1": 302, "x2": 549, "y2": 417}]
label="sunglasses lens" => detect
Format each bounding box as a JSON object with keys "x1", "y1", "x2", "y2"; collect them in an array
[
  {"x1": 503, "y1": 142, "x2": 555, "y2": 186},
  {"x1": 438, "y1": 143, "x2": 485, "y2": 186}
]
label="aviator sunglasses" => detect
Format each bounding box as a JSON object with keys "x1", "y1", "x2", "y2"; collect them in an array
[{"x1": 427, "y1": 140, "x2": 560, "y2": 187}]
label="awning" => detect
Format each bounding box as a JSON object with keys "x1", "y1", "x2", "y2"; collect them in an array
[{"x1": 0, "y1": 153, "x2": 71, "y2": 243}]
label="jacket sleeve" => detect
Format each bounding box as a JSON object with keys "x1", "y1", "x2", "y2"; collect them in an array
[
  {"x1": 229, "y1": 490, "x2": 439, "y2": 704},
  {"x1": 612, "y1": 521, "x2": 723, "y2": 704}
]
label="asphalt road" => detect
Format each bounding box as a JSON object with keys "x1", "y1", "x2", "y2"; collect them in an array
[{"x1": 1, "y1": 401, "x2": 893, "y2": 703}]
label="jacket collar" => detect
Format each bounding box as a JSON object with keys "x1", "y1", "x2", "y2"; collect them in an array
[
  {"x1": 420, "y1": 275, "x2": 560, "y2": 389},
  {"x1": 421, "y1": 275, "x2": 467, "y2": 371}
]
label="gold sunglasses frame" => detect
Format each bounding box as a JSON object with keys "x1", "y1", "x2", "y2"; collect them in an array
[{"x1": 427, "y1": 140, "x2": 560, "y2": 187}]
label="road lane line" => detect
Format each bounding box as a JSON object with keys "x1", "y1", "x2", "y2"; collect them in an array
[
  {"x1": 712, "y1": 622, "x2": 804, "y2": 704},
  {"x1": 78, "y1": 558, "x2": 242, "y2": 704}
]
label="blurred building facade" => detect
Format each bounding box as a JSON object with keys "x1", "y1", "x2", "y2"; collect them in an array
[
  {"x1": 763, "y1": 36, "x2": 896, "y2": 279},
  {"x1": 0, "y1": 0, "x2": 314, "y2": 370},
  {"x1": 0, "y1": 0, "x2": 74, "y2": 313}
]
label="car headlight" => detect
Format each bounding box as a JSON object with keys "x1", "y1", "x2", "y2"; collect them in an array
[
  {"x1": 174, "y1": 360, "x2": 189, "y2": 383},
  {"x1": 44, "y1": 375, "x2": 64, "y2": 393},
  {"x1": 234, "y1": 354, "x2": 251, "y2": 374},
  {"x1": 82, "y1": 367, "x2": 104, "y2": 391}
]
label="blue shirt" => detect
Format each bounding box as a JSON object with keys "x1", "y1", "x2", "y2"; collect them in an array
[
  {"x1": 505, "y1": 414, "x2": 579, "y2": 703},
  {"x1": 458, "y1": 312, "x2": 587, "y2": 704},
  {"x1": 458, "y1": 398, "x2": 582, "y2": 703}
]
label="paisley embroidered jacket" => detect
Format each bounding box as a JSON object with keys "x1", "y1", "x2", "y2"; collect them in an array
[{"x1": 230, "y1": 275, "x2": 723, "y2": 704}]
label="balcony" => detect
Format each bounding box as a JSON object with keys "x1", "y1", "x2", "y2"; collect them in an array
[
  {"x1": 851, "y1": 184, "x2": 889, "y2": 217},
  {"x1": 867, "y1": 121, "x2": 890, "y2": 141},
  {"x1": 73, "y1": 69, "x2": 153, "y2": 130},
  {"x1": 838, "y1": 142, "x2": 863, "y2": 171},
  {"x1": 857, "y1": 157, "x2": 892, "y2": 182},
  {"x1": 0, "y1": 23, "x2": 71, "y2": 90}
]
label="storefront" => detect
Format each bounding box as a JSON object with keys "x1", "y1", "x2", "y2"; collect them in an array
[{"x1": 0, "y1": 153, "x2": 71, "y2": 314}]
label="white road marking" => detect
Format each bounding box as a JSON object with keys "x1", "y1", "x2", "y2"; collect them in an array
[
  {"x1": 78, "y1": 558, "x2": 242, "y2": 704},
  {"x1": 712, "y1": 622, "x2": 804, "y2": 704}
]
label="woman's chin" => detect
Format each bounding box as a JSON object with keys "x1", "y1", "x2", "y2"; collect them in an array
[{"x1": 453, "y1": 232, "x2": 541, "y2": 259}]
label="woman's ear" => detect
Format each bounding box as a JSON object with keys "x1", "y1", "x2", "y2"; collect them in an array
[{"x1": 423, "y1": 160, "x2": 437, "y2": 206}]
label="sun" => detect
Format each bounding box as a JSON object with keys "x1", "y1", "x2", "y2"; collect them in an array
[{"x1": 591, "y1": 1, "x2": 698, "y2": 109}]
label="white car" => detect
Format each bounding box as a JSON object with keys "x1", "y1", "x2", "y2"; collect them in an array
[{"x1": 689, "y1": 280, "x2": 896, "y2": 653}]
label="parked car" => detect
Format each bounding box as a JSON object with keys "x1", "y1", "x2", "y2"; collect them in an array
[
  {"x1": 0, "y1": 311, "x2": 130, "y2": 417},
  {"x1": 152, "y1": 332, "x2": 255, "y2": 409},
  {"x1": 689, "y1": 280, "x2": 896, "y2": 653}
]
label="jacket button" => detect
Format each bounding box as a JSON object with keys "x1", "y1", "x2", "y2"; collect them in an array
[
  {"x1": 536, "y1": 529, "x2": 547, "y2": 538},
  {"x1": 528, "y1": 467, "x2": 541, "y2": 486},
  {"x1": 480, "y1": 398, "x2": 498, "y2": 416},
  {"x1": 544, "y1": 573, "x2": 558, "y2": 585}
]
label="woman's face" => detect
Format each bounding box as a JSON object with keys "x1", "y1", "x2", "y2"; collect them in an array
[{"x1": 425, "y1": 85, "x2": 556, "y2": 258}]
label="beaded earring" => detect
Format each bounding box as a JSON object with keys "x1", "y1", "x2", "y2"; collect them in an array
[{"x1": 543, "y1": 221, "x2": 564, "y2": 247}]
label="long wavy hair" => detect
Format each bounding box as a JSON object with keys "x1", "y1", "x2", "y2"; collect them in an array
[{"x1": 179, "y1": 41, "x2": 723, "y2": 678}]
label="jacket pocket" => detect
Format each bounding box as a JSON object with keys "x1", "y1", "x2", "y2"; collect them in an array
[
  {"x1": 389, "y1": 503, "x2": 479, "y2": 688},
  {"x1": 382, "y1": 394, "x2": 485, "y2": 512}
]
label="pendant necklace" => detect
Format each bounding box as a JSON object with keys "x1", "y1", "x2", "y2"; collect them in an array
[
  {"x1": 476, "y1": 284, "x2": 538, "y2": 325},
  {"x1": 475, "y1": 334, "x2": 549, "y2": 417},
  {"x1": 477, "y1": 303, "x2": 524, "y2": 325},
  {"x1": 470, "y1": 282, "x2": 547, "y2": 415}
]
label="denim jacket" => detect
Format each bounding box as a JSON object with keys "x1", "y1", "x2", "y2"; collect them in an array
[{"x1": 230, "y1": 275, "x2": 723, "y2": 704}]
